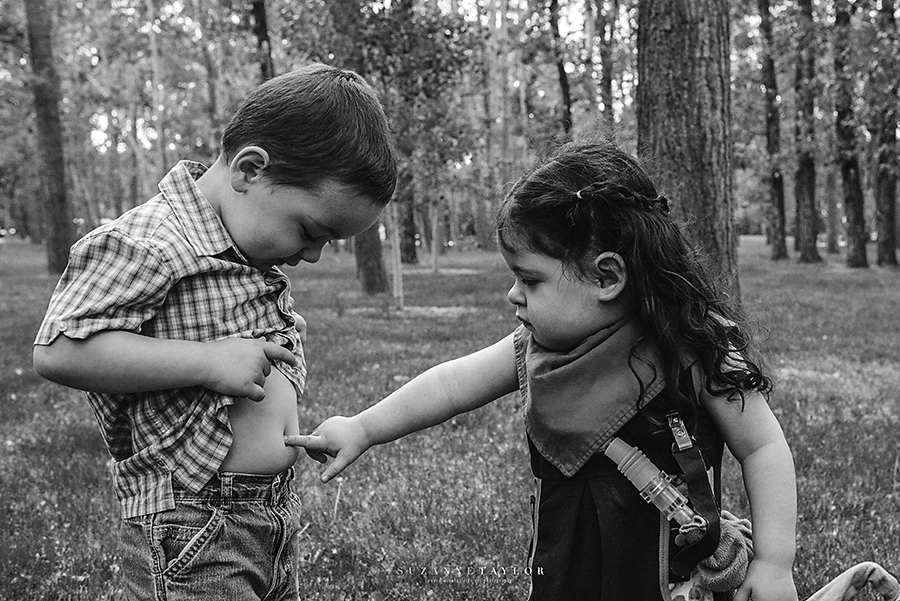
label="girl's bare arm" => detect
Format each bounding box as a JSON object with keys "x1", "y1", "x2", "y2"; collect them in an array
[
  {"x1": 286, "y1": 333, "x2": 519, "y2": 481},
  {"x1": 701, "y1": 387, "x2": 798, "y2": 601}
]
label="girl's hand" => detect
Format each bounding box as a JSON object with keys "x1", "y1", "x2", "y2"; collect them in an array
[
  {"x1": 734, "y1": 558, "x2": 798, "y2": 601},
  {"x1": 284, "y1": 416, "x2": 370, "y2": 482}
]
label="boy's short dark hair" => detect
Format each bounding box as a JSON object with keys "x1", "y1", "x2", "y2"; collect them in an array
[{"x1": 222, "y1": 63, "x2": 398, "y2": 207}]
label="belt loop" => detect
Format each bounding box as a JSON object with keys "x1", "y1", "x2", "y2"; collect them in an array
[
  {"x1": 219, "y1": 473, "x2": 233, "y2": 513},
  {"x1": 274, "y1": 468, "x2": 292, "y2": 503}
]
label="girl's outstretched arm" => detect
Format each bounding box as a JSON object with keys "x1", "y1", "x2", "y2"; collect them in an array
[
  {"x1": 701, "y1": 386, "x2": 798, "y2": 601},
  {"x1": 285, "y1": 333, "x2": 519, "y2": 482}
]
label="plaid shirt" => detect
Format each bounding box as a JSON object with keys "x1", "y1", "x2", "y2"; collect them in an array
[{"x1": 35, "y1": 161, "x2": 307, "y2": 518}]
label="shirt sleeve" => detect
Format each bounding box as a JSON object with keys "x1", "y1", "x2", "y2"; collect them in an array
[{"x1": 34, "y1": 228, "x2": 175, "y2": 345}]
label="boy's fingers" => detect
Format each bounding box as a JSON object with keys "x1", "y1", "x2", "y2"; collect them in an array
[
  {"x1": 262, "y1": 342, "x2": 298, "y2": 366},
  {"x1": 247, "y1": 385, "x2": 266, "y2": 402}
]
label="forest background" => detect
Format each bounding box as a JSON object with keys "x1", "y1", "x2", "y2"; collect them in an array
[
  {"x1": 3, "y1": 0, "x2": 899, "y2": 281},
  {"x1": 1, "y1": 0, "x2": 900, "y2": 599}
]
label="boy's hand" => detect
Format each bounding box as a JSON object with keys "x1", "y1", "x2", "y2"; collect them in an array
[
  {"x1": 292, "y1": 312, "x2": 308, "y2": 343},
  {"x1": 284, "y1": 416, "x2": 369, "y2": 482},
  {"x1": 202, "y1": 338, "x2": 297, "y2": 401}
]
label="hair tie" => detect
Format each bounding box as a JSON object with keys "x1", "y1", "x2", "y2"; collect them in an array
[
  {"x1": 575, "y1": 189, "x2": 584, "y2": 200},
  {"x1": 648, "y1": 194, "x2": 670, "y2": 215}
]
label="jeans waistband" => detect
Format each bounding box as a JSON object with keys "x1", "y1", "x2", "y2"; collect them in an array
[{"x1": 175, "y1": 468, "x2": 294, "y2": 504}]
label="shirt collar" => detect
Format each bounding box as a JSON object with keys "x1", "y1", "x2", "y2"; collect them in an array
[{"x1": 158, "y1": 160, "x2": 235, "y2": 257}]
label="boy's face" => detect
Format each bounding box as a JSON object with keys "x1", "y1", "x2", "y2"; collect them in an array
[{"x1": 221, "y1": 177, "x2": 383, "y2": 272}]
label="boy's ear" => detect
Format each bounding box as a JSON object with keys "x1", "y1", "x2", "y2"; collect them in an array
[
  {"x1": 593, "y1": 251, "x2": 626, "y2": 301},
  {"x1": 229, "y1": 146, "x2": 271, "y2": 193}
]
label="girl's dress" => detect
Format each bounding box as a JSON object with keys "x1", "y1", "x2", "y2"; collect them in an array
[{"x1": 513, "y1": 320, "x2": 723, "y2": 601}]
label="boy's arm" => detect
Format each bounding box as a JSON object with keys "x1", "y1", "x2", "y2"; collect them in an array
[
  {"x1": 701, "y1": 389, "x2": 798, "y2": 601},
  {"x1": 286, "y1": 333, "x2": 519, "y2": 481},
  {"x1": 33, "y1": 331, "x2": 297, "y2": 401}
]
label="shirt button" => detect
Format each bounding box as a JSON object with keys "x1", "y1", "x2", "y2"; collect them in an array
[{"x1": 57, "y1": 320, "x2": 67, "y2": 331}]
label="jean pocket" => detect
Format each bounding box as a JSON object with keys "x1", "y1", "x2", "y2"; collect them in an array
[{"x1": 150, "y1": 502, "x2": 225, "y2": 578}]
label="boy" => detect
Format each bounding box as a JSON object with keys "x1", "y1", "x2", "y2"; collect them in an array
[{"x1": 32, "y1": 63, "x2": 397, "y2": 600}]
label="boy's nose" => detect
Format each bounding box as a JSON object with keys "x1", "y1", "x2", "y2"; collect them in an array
[{"x1": 299, "y1": 241, "x2": 326, "y2": 264}]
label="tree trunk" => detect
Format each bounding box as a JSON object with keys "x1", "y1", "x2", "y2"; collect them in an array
[
  {"x1": 192, "y1": 0, "x2": 222, "y2": 162},
  {"x1": 873, "y1": 0, "x2": 899, "y2": 266},
  {"x1": 834, "y1": 0, "x2": 868, "y2": 268},
  {"x1": 825, "y1": 166, "x2": 840, "y2": 254},
  {"x1": 396, "y1": 168, "x2": 418, "y2": 264},
  {"x1": 596, "y1": 0, "x2": 618, "y2": 134},
  {"x1": 476, "y1": 0, "x2": 500, "y2": 249},
  {"x1": 355, "y1": 221, "x2": 389, "y2": 294},
  {"x1": 329, "y1": 0, "x2": 391, "y2": 294},
  {"x1": 757, "y1": 0, "x2": 788, "y2": 260},
  {"x1": 794, "y1": 0, "x2": 821, "y2": 263},
  {"x1": 250, "y1": 0, "x2": 275, "y2": 82},
  {"x1": 146, "y1": 0, "x2": 169, "y2": 175},
  {"x1": 24, "y1": 0, "x2": 76, "y2": 273},
  {"x1": 636, "y1": 0, "x2": 738, "y2": 297},
  {"x1": 582, "y1": 0, "x2": 598, "y2": 116},
  {"x1": 549, "y1": 0, "x2": 573, "y2": 137}
]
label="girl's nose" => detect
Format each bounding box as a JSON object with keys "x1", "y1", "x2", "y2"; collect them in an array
[{"x1": 507, "y1": 282, "x2": 525, "y2": 306}]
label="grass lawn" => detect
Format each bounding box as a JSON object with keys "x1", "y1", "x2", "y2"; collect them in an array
[{"x1": 1, "y1": 235, "x2": 898, "y2": 600}]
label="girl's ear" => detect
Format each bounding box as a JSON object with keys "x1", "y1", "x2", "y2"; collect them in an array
[
  {"x1": 593, "y1": 251, "x2": 627, "y2": 301},
  {"x1": 229, "y1": 146, "x2": 271, "y2": 193}
]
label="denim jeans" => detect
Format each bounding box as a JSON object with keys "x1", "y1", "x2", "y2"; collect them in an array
[{"x1": 119, "y1": 470, "x2": 301, "y2": 601}]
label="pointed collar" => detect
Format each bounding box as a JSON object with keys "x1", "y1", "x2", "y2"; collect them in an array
[{"x1": 158, "y1": 161, "x2": 236, "y2": 258}]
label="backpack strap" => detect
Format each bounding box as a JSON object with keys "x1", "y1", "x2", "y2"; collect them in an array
[{"x1": 667, "y1": 412, "x2": 722, "y2": 578}]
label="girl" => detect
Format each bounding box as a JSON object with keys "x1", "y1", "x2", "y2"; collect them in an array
[{"x1": 286, "y1": 141, "x2": 798, "y2": 601}]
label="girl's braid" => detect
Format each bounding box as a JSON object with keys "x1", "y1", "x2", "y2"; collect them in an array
[{"x1": 575, "y1": 183, "x2": 670, "y2": 216}]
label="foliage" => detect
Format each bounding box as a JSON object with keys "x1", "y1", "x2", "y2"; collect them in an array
[{"x1": 1, "y1": 0, "x2": 898, "y2": 255}]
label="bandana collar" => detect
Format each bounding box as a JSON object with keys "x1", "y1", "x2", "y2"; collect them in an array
[{"x1": 516, "y1": 318, "x2": 665, "y2": 476}]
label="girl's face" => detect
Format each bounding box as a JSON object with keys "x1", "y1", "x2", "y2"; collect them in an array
[{"x1": 500, "y1": 246, "x2": 625, "y2": 352}]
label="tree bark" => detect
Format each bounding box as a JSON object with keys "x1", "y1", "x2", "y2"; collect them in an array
[
  {"x1": 396, "y1": 168, "x2": 418, "y2": 264},
  {"x1": 328, "y1": 0, "x2": 391, "y2": 294},
  {"x1": 596, "y1": 0, "x2": 618, "y2": 134},
  {"x1": 873, "y1": 0, "x2": 899, "y2": 266},
  {"x1": 825, "y1": 166, "x2": 840, "y2": 254},
  {"x1": 757, "y1": 0, "x2": 788, "y2": 260},
  {"x1": 191, "y1": 0, "x2": 222, "y2": 161},
  {"x1": 583, "y1": 0, "x2": 598, "y2": 116},
  {"x1": 636, "y1": 0, "x2": 738, "y2": 297},
  {"x1": 794, "y1": 0, "x2": 821, "y2": 263},
  {"x1": 250, "y1": 0, "x2": 275, "y2": 82},
  {"x1": 834, "y1": 0, "x2": 868, "y2": 268},
  {"x1": 549, "y1": 0, "x2": 573, "y2": 138},
  {"x1": 24, "y1": 0, "x2": 76, "y2": 273},
  {"x1": 145, "y1": 0, "x2": 169, "y2": 175}
]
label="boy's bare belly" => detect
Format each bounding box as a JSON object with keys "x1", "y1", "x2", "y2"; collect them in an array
[{"x1": 219, "y1": 365, "x2": 300, "y2": 474}]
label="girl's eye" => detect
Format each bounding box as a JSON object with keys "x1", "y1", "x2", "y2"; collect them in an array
[{"x1": 519, "y1": 277, "x2": 538, "y2": 287}]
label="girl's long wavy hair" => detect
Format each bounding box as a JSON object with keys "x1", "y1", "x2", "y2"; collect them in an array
[{"x1": 496, "y1": 140, "x2": 771, "y2": 425}]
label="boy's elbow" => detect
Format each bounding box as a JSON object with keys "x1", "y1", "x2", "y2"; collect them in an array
[{"x1": 33, "y1": 341, "x2": 73, "y2": 384}]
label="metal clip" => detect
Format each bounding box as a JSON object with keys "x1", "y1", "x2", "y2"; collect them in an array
[{"x1": 667, "y1": 412, "x2": 693, "y2": 452}]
